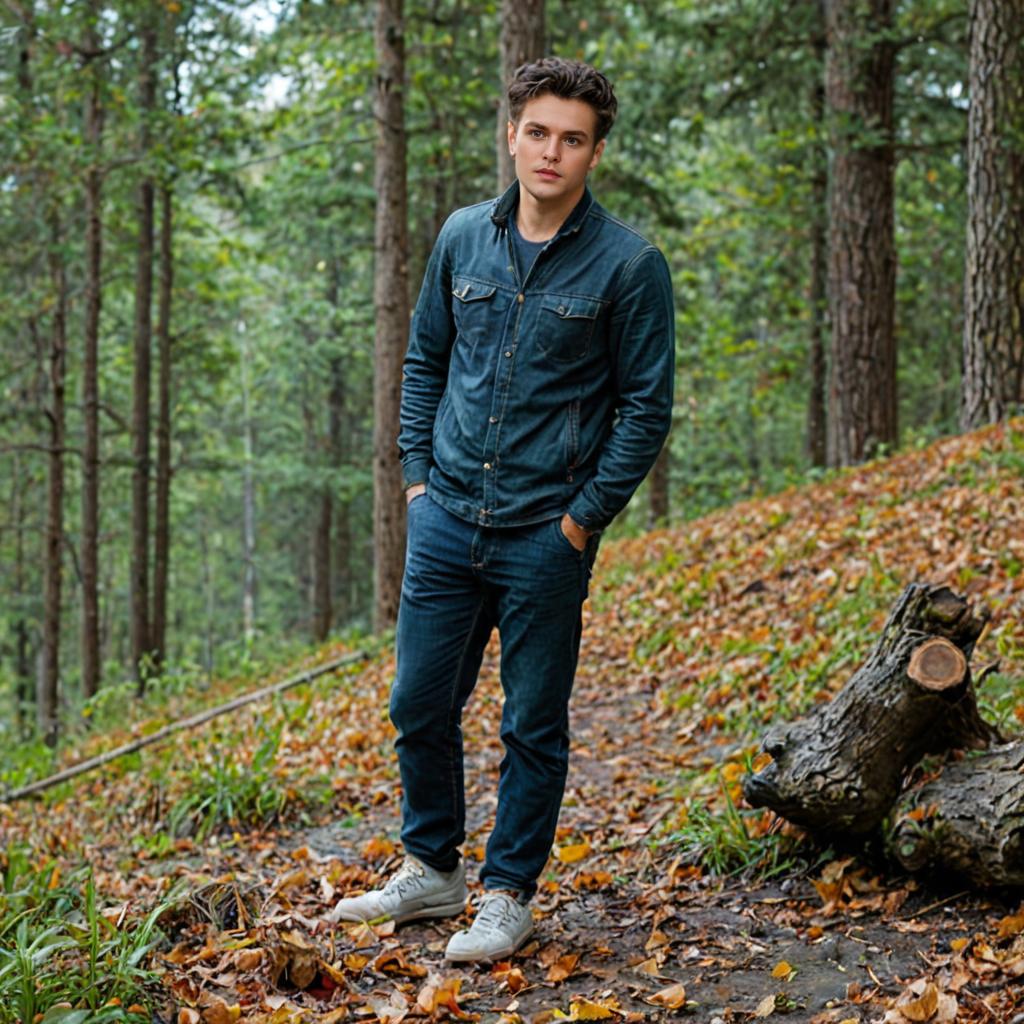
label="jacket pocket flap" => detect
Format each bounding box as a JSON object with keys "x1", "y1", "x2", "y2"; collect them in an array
[
  {"x1": 541, "y1": 296, "x2": 601, "y2": 321},
  {"x1": 452, "y1": 277, "x2": 497, "y2": 303}
]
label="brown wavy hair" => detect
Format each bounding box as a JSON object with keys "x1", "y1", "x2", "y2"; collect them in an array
[{"x1": 507, "y1": 58, "x2": 618, "y2": 143}]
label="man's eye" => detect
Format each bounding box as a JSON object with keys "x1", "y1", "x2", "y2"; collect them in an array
[
  {"x1": 565, "y1": 138, "x2": 580, "y2": 146},
  {"x1": 530, "y1": 129, "x2": 544, "y2": 138}
]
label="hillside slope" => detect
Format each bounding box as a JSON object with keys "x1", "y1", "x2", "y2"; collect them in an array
[{"x1": 3, "y1": 420, "x2": 1023, "y2": 1022}]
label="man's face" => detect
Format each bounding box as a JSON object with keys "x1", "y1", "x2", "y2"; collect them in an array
[{"x1": 508, "y1": 94, "x2": 605, "y2": 206}]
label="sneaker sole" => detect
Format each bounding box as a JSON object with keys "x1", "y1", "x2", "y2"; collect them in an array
[
  {"x1": 332, "y1": 898, "x2": 467, "y2": 926},
  {"x1": 444, "y1": 924, "x2": 535, "y2": 963}
]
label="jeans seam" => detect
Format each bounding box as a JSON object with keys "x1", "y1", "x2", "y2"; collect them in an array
[{"x1": 446, "y1": 597, "x2": 488, "y2": 851}]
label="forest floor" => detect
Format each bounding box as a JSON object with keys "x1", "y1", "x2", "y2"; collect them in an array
[{"x1": 5, "y1": 420, "x2": 1024, "y2": 1023}]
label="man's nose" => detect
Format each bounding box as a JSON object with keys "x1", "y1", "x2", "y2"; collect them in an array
[{"x1": 543, "y1": 138, "x2": 560, "y2": 162}]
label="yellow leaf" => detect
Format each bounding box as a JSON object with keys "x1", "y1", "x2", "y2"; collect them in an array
[
  {"x1": 950, "y1": 938, "x2": 968, "y2": 952},
  {"x1": 571, "y1": 999, "x2": 614, "y2": 1020},
  {"x1": 556, "y1": 842, "x2": 591, "y2": 863},
  {"x1": 997, "y1": 912, "x2": 1024, "y2": 940},
  {"x1": 771, "y1": 960, "x2": 795, "y2": 980},
  {"x1": 896, "y1": 981, "x2": 939, "y2": 1022}
]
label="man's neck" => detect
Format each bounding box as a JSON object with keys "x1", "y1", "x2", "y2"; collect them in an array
[{"x1": 515, "y1": 183, "x2": 586, "y2": 242}]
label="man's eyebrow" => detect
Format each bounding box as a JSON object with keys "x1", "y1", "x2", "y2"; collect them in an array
[{"x1": 523, "y1": 120, "x2": 590, "y2": 139}]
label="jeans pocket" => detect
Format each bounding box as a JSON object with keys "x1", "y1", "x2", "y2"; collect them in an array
[{"x1": 550, "y1": 517, "x2": 586, "y2": 559}]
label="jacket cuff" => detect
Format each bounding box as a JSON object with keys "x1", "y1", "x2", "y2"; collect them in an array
[
  {"x1": 402, "y1": 457, "x2": 431, "y2": 491},
  {"x1": 566, "y1": 498, "x2": 608, "y2": 533}
]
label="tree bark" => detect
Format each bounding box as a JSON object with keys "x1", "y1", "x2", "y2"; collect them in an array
[
  {"x1": 80, "y1": 3, "x2": 105, "y2": 702},
  {"x1": 40, "y1": 209, "x2": 68, "y2": 748},
  {"x1": 152, "y1": 183, "x2": 174, "y2": 672},
  {"x1": 824, "y1": 0, "x2": 898, "y2": 467},
  {"x1": 744, "y1": 584, "x2": 1001, "y2": 835},
  {"x1": 496, "y1": 0, "x2": 546, "y2": 194},
  {"x1": 11, "y1": 452, "x2": 32, "y2": 735},
  {"x1": 240, "y1": 321, "x2": 257, "y2": 645},
  {"x1": 806, "y1": 3, "x2": 828, "y2": 469},
  {"x1": 891, "y1": 742, "x2": 1024, "y2": 887},
  {"x1": 960, "y1": 0, "x2": 1024, "y2": 429},
  {"x1": 372, "y1": 0, "x2": 410, "y2": 632},
  {"x1": 131, "y1": 12, "x2": 158, "y2": 692},
  {"x1": 647, "y1": 439, "x2": 670, "y2": 528}
]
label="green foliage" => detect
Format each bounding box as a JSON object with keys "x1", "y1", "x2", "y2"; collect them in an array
[
  {"x1": 0, "y1": 851, "x2": 171, "y2": 1021},
  {"x1": 167, "y1": 721, "x2": 288, "y2": 838}
]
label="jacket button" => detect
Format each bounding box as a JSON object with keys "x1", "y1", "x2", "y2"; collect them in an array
[
  {"x1": 483, "y1": 462, "x2": 492, "y2": 470},
  {"x1": 489, "y1": 416, "x2": 498, "y2": 423},
  {"x1": 517, "y1": 293, "x2": 524, "y2": 303},
  {"x1": 504, "y1": 350, "x2": 512, "y2": 357}
]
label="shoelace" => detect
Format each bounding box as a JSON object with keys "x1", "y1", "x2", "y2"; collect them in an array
[
  {"x1": 382, "y1": 857, "x2": 426, "y2": 899},
  {"x1": 474, "y1": 892, "x2": 521, "y2": 931}
]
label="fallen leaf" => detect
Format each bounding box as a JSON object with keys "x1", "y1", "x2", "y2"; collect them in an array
[
  {"x1": 771, "y1": 960, "x2": 795, "y2": 980},
  {"x1": 546, "y1": 953, "x2": 580, "y2": 983},
  {"x1": 645, "y1": 982, "x2": 686, "y2": 1009},
  {"x1": 556, "y1": 842, "x2": 592, "y2": 863},
  {"x1": 997, "y1": 912, "x2": 1024, "y2": 940},
  {"x1": 178, "y1": 1012, "x2": 200, "y2": 1024},
  {"x1": 754, "y1": 993, "x2": 776, "y2": 1018},
  {"x1": 894, "y1": 980, "x2": 939, "y2": 1022}
]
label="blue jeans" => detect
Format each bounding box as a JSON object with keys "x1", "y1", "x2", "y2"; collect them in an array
[{"x1": 390, "y1": 492, "x2": 598, "y2": 897}]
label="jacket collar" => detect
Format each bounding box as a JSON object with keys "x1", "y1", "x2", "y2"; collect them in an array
[{"x1": 490, "y1": 182, "x2": 596, "y2": 239}]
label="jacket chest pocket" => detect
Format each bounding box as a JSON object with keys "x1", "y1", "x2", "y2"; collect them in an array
[
  {"x1": 537, "y1": 294, "x2": 603, "y2": 363},
  {"x1": 452, "y1": 277, "x2": 497, "y2": 353}
]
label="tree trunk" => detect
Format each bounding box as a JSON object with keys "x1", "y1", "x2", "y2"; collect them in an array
[
  {"x1": 806, "y1": 4, "x2": 828, "y2": 469},
  {"x1": 240, "y1": 321, "x2": 257, "y2": 645},
  {"x1": 327, "y1": 256, "x2": 348, "y2": 628},
  {"x1": 647, "y1": 439, "x2": 670, "y2": 528},
  {"x1": 824, "y1": 0, "x2": 898, "y2": 467},
  {"x1": 131, "y1": 13, "x2": 158, "y2": 692},
  {"x1": 40, "y1": 209, "x2": 67, "y2": 748},
  {"x1": 891, "y1": 742, "x2": 1024, "y2": 887},
  {"x1": 496, "y1": 0, "x2": 546, "y2": 194},
  {"x1": 152, "y1": 183, "x2": 174, "y2": 672},
  {"x1": 960, "y1": 0, "x2": 1024, "y2": 429},
  {"x1": 744, "y1": 584, "x2": 1001, "y2": 835},
  {"x1": 372, "y1": 0, "x2": 411, "y2": 632},
  {"x1": 12, "y1": 452, "x2": 32, "y2": 735},
  {"x1": 80, "y1": 5, "x2": 105, "y2": 702}
]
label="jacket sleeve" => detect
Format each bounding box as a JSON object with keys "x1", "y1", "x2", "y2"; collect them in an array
[
  {"x1": 397, "y1": 216, "x2": 457, "y2": 489},
  {"x1": 566, "y1": 246, "x2": 675, "y2": 531}
]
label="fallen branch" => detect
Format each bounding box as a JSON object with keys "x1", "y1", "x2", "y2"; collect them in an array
[{"x1": 2, "y1": 650, "x2": 372, "y2": 803}]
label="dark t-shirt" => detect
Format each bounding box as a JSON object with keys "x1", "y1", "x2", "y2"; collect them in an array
[{"x1": 509, "y1": 215, "x2": 547, "y2": 282}]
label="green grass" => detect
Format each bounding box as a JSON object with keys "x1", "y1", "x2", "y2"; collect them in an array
[{"x1": 0, "y1": 849, "x2": 175, "y2": 1022}]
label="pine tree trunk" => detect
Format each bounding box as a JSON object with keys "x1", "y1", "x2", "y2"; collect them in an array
[
  {"x1": 496, "y1": 0, "x2": 546, "y2": 193},
  {"x1": 960, "y1": 0, "x2": 1024, "y2": 429},
  {"x1": 824, "y1": 0, "x2": 897, "y2": 467},
  {"x1": 372, "y1": 0, "x2": 410, "y2": 632},
  {"x1": 806, "y1": 4, "x2": 828, "y2": 469},
  {"x1": 131, "y1": 14, "x2": 157, "y2": 692},
  {"x1": 12, "y1": 452, "x2": 32, "y2": 735},
  {"x1": 80, "y1": 8, "x2": 104, "y2": 702},
  {"x1": 40, "y1": 209, "x2": 67, "y2": 748},
  {"x1": 327, "y1": 255, "x2": 348, "y2": 628},
  {"x1": 152, "y1": 184, "x2": 174, "y2": 672}
]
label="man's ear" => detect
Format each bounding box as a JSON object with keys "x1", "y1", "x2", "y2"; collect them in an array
[
  {"x1": 507, "y1": 119, "x2": 517, "y2": 156},
  {"x1": 588, "y1": 138, "x2": 606, "y2": 171}
]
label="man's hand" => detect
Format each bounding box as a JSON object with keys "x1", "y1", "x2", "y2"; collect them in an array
[
  {"x1": 406, "y1": 483, "x2": 427, "y2": 505},
  {"x1": 560, "y1": 512, "x2": 590, "y2": 552}
]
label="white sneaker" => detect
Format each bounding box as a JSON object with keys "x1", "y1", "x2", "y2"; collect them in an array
[
  {"x1": 327, "y1": 856, "x2": 466, "y2": 925},
  {"x1": 444, "y1": 890, "x2": 534, "y2": 962}
]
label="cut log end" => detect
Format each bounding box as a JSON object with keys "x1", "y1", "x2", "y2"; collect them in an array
[{"x1": 907, "y1": 637, "x2": 967, "y2": 692}]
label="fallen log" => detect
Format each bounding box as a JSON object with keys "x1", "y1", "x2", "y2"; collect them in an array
[
  {"x1": 743, "y1": 583, "x2": 1001, "y2": 835},
  {"x1": 890, "y1": 742, "x2": 1024, "y2": 888}
]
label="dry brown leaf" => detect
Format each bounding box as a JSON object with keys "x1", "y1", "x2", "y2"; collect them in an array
[
  {"x1": 997, "y1": 911, "x2": 1024, "y2": 940},
  {"x1": 645, "y1": 981, "x2": 686, "y2": 1009},
  {"x1": 178, "y1": 1011, "x2": 200, "y2": 1024},
  {"x1": 234, "y1": 948, "x2": 262, "y2": 971},
  {"x1": 546, "y1": 953, "x2": 580, "y2": 983},
  {"x1": 894, "y1": 980, "x2": 939, "y2": 1022},
  {"x1": 754, "y1": 993, "x2": 776, "y2": 1018}
]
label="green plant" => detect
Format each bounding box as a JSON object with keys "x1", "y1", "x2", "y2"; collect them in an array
[{"x1": 168, "y1": 722, "x2": 288, "y2": 839}]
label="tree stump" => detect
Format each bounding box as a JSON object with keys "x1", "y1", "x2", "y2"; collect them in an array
[
  {"x1": 890, "y1": 742, "x2": 1024, "y2": 887},
  {"x1": 743, "y1": 583, "x2": 1000, "y2": 835}
]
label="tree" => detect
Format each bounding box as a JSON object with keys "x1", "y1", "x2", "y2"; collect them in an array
[
  {"x1": 131, "y1": 8, "x2": 158, "y2": 690},
  {"x1": 372, "y1": 0, "x2": 410, "y2": 631},
  {"x1": 824, "y1": 0, "x2": 898, "y2": 466},
  {"x1": 496, "y1": 0, "x2": 545, "y2": 193},
  {"x1": 960, "y1": 0, "x2": 1024, "y2": 429}
]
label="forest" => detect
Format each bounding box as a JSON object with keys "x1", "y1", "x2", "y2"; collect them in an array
[
  {"x1": 3, "y1": 0, "x2": 1019, "y2": 751},
  {"x1": 1, "y1": 0, "x2": 1024, "y2": 1019}
]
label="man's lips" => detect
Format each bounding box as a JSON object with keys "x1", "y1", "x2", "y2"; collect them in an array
[{"x1": 535, "y1": 168, "x2": 561, "y2": 179}]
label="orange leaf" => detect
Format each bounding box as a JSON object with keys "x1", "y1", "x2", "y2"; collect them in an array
[
  {"x1": 546, "y1": 952, "x2": 580, "y2": 983},
  {"x1": 646, "y1": 982, "x2": 687, "y2": 1010},
  {"x1": 771, "y1": 960, "x2": 794, "y2": 980}
]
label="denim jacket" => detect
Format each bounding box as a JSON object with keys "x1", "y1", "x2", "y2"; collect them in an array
[{"x1": 398, "y1": 182, "x2": 674, "y2": 532}]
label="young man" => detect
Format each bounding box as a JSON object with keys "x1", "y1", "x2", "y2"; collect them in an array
[{"x1": 330, "y1": 58, "x2": 674, "y2": 962}]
